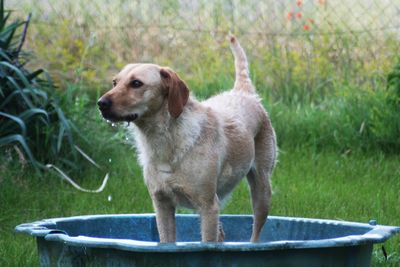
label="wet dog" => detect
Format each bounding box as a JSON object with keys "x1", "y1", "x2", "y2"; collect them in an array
[{"x1": 98, "y1": 35, "x2": 277, "y2": 242}]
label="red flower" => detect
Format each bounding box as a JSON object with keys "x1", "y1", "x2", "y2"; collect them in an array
[
  {"x1": 296, "y1": 0, "x2": 303, "y2": 7},
  {"x1": 303, "y1": 24, "x2": 310, "y2": 31},
  {"x1": 287, "y1": 12, "x2": 294, "y2": 20},
  {"x1": 296, "y1": 12, "x2": 302, "y2": 19},
  {"x1": 308, "y1": 18, "x2": 315, "y2": 24}
]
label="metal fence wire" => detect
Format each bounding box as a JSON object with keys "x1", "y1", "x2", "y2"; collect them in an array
[{"x1": 7, "y1": 0, "x2": 400, "y2": 100}]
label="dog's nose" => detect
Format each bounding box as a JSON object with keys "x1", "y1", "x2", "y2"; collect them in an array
[{"x1": 97, "y1": 97, "x2": 112, "y2": 110}]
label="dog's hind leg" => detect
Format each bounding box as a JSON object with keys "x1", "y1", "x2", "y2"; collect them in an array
[
  {"x1": 246, "y1": 122, "x2": 276, "y2": 242},
  {"x1": 246, "y1": 169, "x2": 272, "y2": 242}
]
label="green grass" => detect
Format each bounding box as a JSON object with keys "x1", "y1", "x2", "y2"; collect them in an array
[{"x1": 1, "y1": 145, "x2": 399, "y2": 266}]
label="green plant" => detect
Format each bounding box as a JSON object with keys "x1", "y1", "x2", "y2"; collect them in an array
[
  {"x1": 0, "y1": 0, "x2": 78, "y2": 171},
  {"x1": 270, "y1": 81, "x2": 400, "y2": 153},
  {"x1": 368, "y1": 59, "x2": 400, "y2": 150},
  {"x1": 386, "y1": 59, "x2": 400, "y2": 105}
]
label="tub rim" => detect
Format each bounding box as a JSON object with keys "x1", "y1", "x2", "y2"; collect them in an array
[{"x1": 15, "y1": 214, "x2": 400, "y2": 253}]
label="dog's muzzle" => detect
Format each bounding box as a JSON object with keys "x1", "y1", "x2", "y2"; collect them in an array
[{"x1": 97, "y1": 97, "x2": 138, "y2": 122}]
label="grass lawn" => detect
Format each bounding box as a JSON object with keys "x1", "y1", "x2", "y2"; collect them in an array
[{"x1": 1, "y1": 145, "x2": 399, "y2": 266}]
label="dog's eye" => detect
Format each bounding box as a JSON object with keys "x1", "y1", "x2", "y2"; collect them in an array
[
  {"x1": 130, "y1": 80, "x2": 143, "y2": 88},
  {"x1": 112, "y1": 80, "x2": 117, "y2": 87}
]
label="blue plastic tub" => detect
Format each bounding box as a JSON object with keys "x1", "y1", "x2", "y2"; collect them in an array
[{"x1": 16, "y1": 214, "x2": 399, "y2": 267}]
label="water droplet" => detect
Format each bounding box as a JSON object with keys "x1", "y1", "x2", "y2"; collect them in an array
[
  {"x1": 125, "y1": 137, "x2": 129, "y2": 141},
  {"x1": 108, "y1": 195, "x2": 112, "y2": 202},
  {"x1": 108, "y1": 158, "x2": 112, "y2": 163},
  {"x1": 111, "y1": 123, "x2": 116, "y2": 127}
]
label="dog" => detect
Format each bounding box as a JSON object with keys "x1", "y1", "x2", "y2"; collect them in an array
[{"x1": 98, "y1": 35, "x2": 277, "y2": 243}]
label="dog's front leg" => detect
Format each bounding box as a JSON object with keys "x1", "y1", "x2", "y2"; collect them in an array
[
  {"x1": 200, "y1": 195, "x2": 220, "y2": 242},
  {"x1": 152, "y1": 192, "x2": 176, "y2": 243}
]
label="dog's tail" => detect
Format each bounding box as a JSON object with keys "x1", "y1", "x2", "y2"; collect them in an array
[{"x1": 230, "y1": 34, "x2": 255, "y2": 94}]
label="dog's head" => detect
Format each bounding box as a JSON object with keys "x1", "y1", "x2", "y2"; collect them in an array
[{"x1": 98, "y1": 64, "x2": 189, "y2": 123}]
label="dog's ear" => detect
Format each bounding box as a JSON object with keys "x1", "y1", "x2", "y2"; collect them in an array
[{"x1": 160, "y1": 68, "x2": 189, "y2": 118}]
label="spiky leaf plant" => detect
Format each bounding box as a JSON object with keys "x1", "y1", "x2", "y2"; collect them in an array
[{"x1": 0, "y1": 0, "x2": 78, "y2": 171}]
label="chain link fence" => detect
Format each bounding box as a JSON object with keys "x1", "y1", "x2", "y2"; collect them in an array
[{"x1": 7, "y1": 0, "x2": 400, "y2": 102}]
